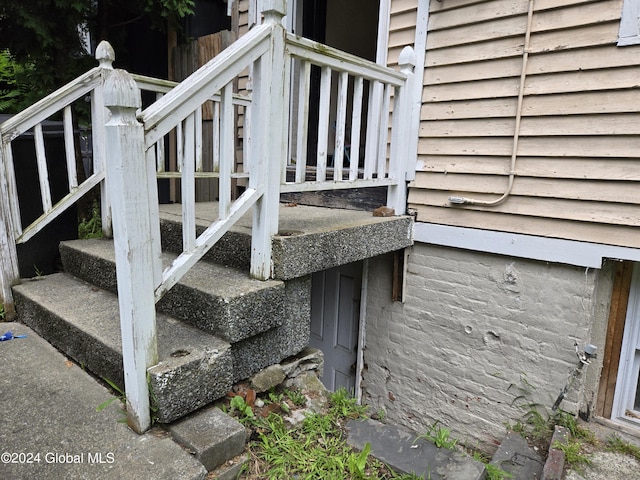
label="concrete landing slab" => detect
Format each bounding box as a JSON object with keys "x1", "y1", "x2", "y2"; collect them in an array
[
  {"x1": 159, "y1": 202, "x2": 413, "y2": 280},
  {"x1": 490, "y1": 431, "x2": 544, "y2": 480},
  {"x1": 346, "y1": 419, "x2": 485, "y2": 480},
  {"x1": 0, "y1": 322, "x2": 206, "y2": 480}
]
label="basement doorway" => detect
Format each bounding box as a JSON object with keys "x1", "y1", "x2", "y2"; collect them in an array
[{"x1": 309, "y1": 261, "x2": 364, "y2": 394}]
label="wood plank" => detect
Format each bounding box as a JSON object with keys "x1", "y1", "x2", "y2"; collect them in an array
[
  {"x1": 423, "y1": 77, "x2": 520, "y2": 102},
  {"x1": 389, "y1": 28, "x2": 417, "y2": 48},
  {"x1": 521, "y1": 90, "x2": 640, "y2": 116},
  {"x1": 422, "y1": 114, "x2": 640, "y2": 137},
  {"x1": 412, "y1": 172, "x2": 640, "y2": 204},
  {"x1": 422, "y1": 98, "x2": 517, "y2": 120},
  {"x1": 429, "y1": 0, "x2": 529, "y2": 31},
  {"x1": 409, "y1": 189, "x2": 640, "y2": 226},
  {"x1": 429, "y1": 0, "x2": 489, "y2": 13},
  {"x1": 390, "y1": 10, "x2": 416, "y2": 32},
  {"x1": 533, "y1": 0, "x2": 622, "y2": 32},
  {"x1": 597, "y1": 260, "x2": 633, "y2": 418},
  {"x1": 529, "y1": 21, "x2": 619, "y2": 52},
  {"x1": 407, "y1": 205, "x2": 640, "y2": 248},
  {"x1": 416, "y1": 155, "x2": 640, "y2": 181},
  {"x1": 534, "y1": 0, "x2": 609, "y2": 11},
  {"x1": 427, "y1": 15, "x2": 527, "y2": 50},
  {"x1": 419, "y1": 135, "x2": 640, "y2": 158},
  {"x1": 426, "y1": 37, "x2": 524, "y2": 67},
  {"x1": 527, "y1": 45, "x2": 640, "y2": 75},
  {"x1": 425, "y1": 57, "x2": 522, "y2": 85},
  {"x1": 391, "y1": 0, "x2": 418, "y2": 14},
  {"x1": 524, "y1": 67, "x2": 640, "y2": 96}
]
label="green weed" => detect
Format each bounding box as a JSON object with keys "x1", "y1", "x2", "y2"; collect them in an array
[
  {"x1": 78, "y1": 201, "x2": 102, "y2": 239},
  {"x1": 284, "y1": 387, "x2": 307, "y2": 407},
  {"x1": 418, "y1": 421, "x2": 458, "y2": 451},
  {"x1": 0, "y1": 303, "x2": 5, "y2": 321},
  {"x1": 230, "y1": 395, "x2": 254, "y2": 422},
  {"x1": 606, "y1": 434, "x2": 640, "y2": 462},
  {"x1": 247, "y1": 388, "x2": 420, "y2": 479},
  {"x1": 553, "y1": 438, "x2": 591, "y2": 469}
]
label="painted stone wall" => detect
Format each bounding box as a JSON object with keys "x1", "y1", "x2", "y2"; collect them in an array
[{"x1": 362, "y1": 243, "x2": 611, "y2": 450}]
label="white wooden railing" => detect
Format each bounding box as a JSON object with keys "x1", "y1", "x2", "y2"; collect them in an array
[{"x1": 0, "y1": 0, "x2": 416, "y2": 433}]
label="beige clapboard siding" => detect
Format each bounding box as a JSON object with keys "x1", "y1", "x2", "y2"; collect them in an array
[
  {"x1": 420, "y1": 136, "x2": 640, "y2": 158},
  {"x1": 410, "y1": 189, "x2": 639, "y2": 226},
  {"x1": 389, "y1": 1, "x2": 417, "y2": 67},
  {"x1": 413, "y1": 173, "x2": 640, "y2": 204},
  {"x1": 409, "y1": 205, "x2": 640, "y2": 249},
  {"x1": 423, "y1": 114, "x2": 640, "y2": 137},
  {"x1": 410, "y1": 0, "x2": 640, "y2": 246},
  {"x1": 417, "y1": 156, "x2": 640, "y2": 181}
]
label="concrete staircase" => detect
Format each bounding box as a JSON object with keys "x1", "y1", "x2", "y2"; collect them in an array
[{"x1": 12, "y1": 202, "x2": 413, "y2": 427}]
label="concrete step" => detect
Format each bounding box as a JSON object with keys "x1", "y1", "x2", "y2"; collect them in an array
[
  {"x1": 13, "y1": 273, "x2": 233, "y2": 424},
  {"x1": 59, "y1": 238, "x2": 285, "y2": 343},
  {"x1": 346, "y1": 419, "x2": 486, "y2": 480}
]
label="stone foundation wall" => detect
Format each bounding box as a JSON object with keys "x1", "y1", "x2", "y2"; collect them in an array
[{"x1": 361, "y1": 243, "x2": 613, "y2": 449}]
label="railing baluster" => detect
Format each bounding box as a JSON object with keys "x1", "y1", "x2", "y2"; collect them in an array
[
  {"x1": 63, "y1": 106, "x2": 78, "y2": 190},
  {"x1": 364, "y1": 81, "x2": 382, "y2": 180},
  {"x1": 34, "y1": 123, "x2": 53, "y2": 213},
  {"x1": 378, "y1": 83, "x2": 392, "y2": 179},
  {"x1": 195, "y1": 106, "x2": 203, "y2": 172},
  {"x1": 176, "y1": 121, "x2": 183, "y2": 173},
  {"x1": 155, "y1": 93, "x2": 165, "y2": 173},
  {"x1": 295, "y1": 60, "x2": 311, "y2": 183},
  {"x1": 243, "y1": 102, "x2": 251, "y2": 174},
  {"x1": 316, "y1": 66, "x2": 332, "y2": 182},
  {"x1": 349, "y1": 76, "x2": 364, "y2": 181},
  {"x1": 334, "y1": 71, "x2": 348, "y2": 181},
  {"x1": 219, "y1": 83, "x2": 234, "y2": 219},
  {"x1": 213, "y1": 101, "x2": 221, "y2": 172},
  {"x1": 181, "y1": 114, "x2": 196, "y2": 253}
]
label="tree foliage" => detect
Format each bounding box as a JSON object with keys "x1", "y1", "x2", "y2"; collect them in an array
[{"x1": 0, "y1": 0, "x2": 194, "y2": 113}]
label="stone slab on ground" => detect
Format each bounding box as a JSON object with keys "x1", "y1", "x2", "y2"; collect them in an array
[
  {"x1": 346, "y1": 419, "x2": 485, "y2": 480},
  {"x1": 490, "y1": 431, "x2": 544, "y2": 480},
  {"x1": 168, "y1": 406, "x2": 246, "y2": 471},
  {"x1": 0, "y1": 322, "x2": 206, "y2": 480}
]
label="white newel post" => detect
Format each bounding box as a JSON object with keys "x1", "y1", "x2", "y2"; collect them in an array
[
  {"x1": 103, "y1": 70, "x2": 158, "y2": 433},
  {"x1": 250, "y1": 0, "x2": 287, "y2": 280},
  {"x1": 387, "y1": 46, "x2": 416, "y2": 215},
  {"x1": 0, "y1": 140, "x2": 19, "y2": 320}
]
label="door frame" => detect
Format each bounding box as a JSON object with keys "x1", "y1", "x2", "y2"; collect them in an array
[{"x1": 611, "y1": 262, "x2": 640, "y2": 426}]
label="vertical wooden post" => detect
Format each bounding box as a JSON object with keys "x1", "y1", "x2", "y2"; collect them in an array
[
  {"x1": 387, "y1": 46, "x2": 416, "y2": 215},
  {"x1": 0, "y1": 139, "x2": 19, "y2": 320},
  {"x1": 250, "y1": 0, "x2": 287, "y2": 280},
  {"x1": 103, "y1": 69, "x2": 158, "y2": 433},
  {"x1": 94, "y1": 41, "x2": 115, "y2": 238}
]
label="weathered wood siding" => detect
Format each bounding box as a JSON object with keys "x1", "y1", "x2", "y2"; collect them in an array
[
  {"x1": 389, "y1": 0, "x2": 419, "y2": 66},
  {"x1": 409, "y1": 0, "x2": 640, "y2": 248}
]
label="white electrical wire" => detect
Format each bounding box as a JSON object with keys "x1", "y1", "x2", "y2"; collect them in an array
[{"x1": 448, "y1": 0, "x2": 534, "y2": 207}]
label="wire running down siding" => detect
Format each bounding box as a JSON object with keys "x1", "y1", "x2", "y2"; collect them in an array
[{"x1": 409, "y1": 0, "x2": 640, "y2": 248}]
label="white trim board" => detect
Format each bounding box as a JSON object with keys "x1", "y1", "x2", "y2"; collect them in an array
[{"x1": 413, "y1": 223, "x2": 640, "y2": 269}]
